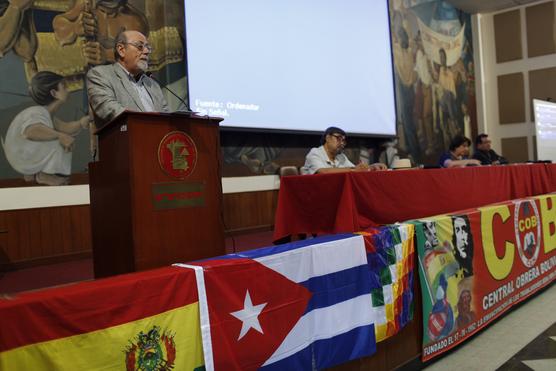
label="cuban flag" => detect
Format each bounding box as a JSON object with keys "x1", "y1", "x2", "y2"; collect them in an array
[{"x1": 176, "y1": 234, "x2": 376, "y2": 370}]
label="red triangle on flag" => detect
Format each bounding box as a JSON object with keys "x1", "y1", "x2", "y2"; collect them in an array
[{"x1": 198, "y1": 258, "x2": 312, "y2": 370}]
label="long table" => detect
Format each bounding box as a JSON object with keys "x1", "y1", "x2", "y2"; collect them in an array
[{"x1": 273, "y1": 163, "x2": 556, "y2": 241}]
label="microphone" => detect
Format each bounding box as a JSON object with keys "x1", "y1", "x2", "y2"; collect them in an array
[{"x1": 145, "y1": 72, "x2": 192, "y2": 112}]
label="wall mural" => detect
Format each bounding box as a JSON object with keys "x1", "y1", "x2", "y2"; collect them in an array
[
  {"x1": 0, "y1": 0, "x2": 477, "y2": 185},
  {"x1": 390, "y1": 0, "x2": 477, "y2": 166},
  {"x1": 0, "y1": 0, "x2": 185, "y2": 186}
]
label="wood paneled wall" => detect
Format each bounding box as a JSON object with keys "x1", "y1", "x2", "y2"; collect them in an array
[
  {"x1": 222, "y1": 190, "x2": 279, "y2": 233},
  {"x1": 0, "y1": 190, "x2": 278, "y2": 271},
  {"x1": 485, "y1": 1, "x2": 556, "y2": 161},
  {"x1": 493, "y1": 9, "x2": 522, "y2": 63},
  {"x1": 501, "y1": 136, "x2": 530, "y2": 163},
  {"x1": 497, "y1": 72, "x2": 525, "y2": 124},
  {"x1": 0, "y1": 205, "x2": 92, "y2": 271}
]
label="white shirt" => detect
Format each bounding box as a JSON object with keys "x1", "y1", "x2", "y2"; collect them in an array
[
  {"x1": 301, "y1": 145, "x2": 355, "y2": 175},
  {"x1": 116, "y1": 63, "x2": 155, "y2": 112}
]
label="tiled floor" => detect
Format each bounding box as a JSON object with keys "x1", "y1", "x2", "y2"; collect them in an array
[
  {"x1": 424, "y1": 283, "x2": 556, "y2": 371},
  {"x1": 498, "y1": 322, "x2": 556, "y2": 370}
]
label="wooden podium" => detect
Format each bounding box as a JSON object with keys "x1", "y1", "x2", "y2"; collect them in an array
[{"x1": 89, "y1": 111, "x2": 225, "y2": 278}]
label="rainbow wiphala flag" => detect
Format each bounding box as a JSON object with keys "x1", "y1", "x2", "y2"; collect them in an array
[{"x1": 361, "y1": 224, "x2": 415, "y2": 342}]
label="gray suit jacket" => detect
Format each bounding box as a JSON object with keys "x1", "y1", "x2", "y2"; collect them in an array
[{"x1": 86, "y1": 63, "x2": 170, "y2": 127}]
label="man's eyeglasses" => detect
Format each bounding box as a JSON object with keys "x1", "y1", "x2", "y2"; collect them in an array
[
  {"x1": 125, "y1": 41, "x2": 153, "y2": 53},
  {"x1": 331, "y1": 134, "x2": 347, "y2": 143}
]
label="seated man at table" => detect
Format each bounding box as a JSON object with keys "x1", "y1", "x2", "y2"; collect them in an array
[
  {"x1": 301, "y1": 126, "x2": 386, "y2": 174},
  {"x1": 439, "y1": 135, "x2": 481, "y2": 168},
  {"x1": 473, "y1": 133, "x2": 508, "y2": 165}
]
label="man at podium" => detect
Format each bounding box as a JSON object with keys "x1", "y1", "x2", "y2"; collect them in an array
[{"x1": 86, "y1": 30, "x2": 169, "y2": 126}]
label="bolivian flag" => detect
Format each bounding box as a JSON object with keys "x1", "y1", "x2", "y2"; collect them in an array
[{"x1": 0, "y1": 267, "x2": 204, "y2": 370}]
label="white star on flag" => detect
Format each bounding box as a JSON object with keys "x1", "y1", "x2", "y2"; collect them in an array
[{"x1": 230, "y1": 290, "x2": 268, "y2": 340}]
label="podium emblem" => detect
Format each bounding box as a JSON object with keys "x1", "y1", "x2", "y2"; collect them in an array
[{"x1": 158, "y1": 131, "x2": 198, "y2": 179}]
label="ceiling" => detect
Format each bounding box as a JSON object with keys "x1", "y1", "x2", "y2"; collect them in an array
[{"x1": 446, "y1": 0, "x2": 545, "y2": 13}]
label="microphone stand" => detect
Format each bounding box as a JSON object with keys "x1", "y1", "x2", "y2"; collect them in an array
[{"x1": 146, "y1": 72, "x2": 192, "y2": 112}]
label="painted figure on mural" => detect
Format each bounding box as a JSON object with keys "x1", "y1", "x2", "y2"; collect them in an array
[
  {"x1": 1, "y1": 71, "x2": 90, "y2": 186},
  {"x1": 433, "y1": 48, "x2": 459, "y2": 148},
  {"x1": 413, "y1": 33, "x2": 435, "y2": 156},
  {"x1": 0, "y1": 0, "x2": 37, "y2": 62},
  {"x1": 392, "y1": 26, "x2": 419, "y2": 163},
  {"x1": 463, "y1": 59, "x2": 477, "y2": 138},
  {"x1": 223, "y1": 145, "x2": 282, "y2": 175},
  {"x1": 429, "y1": 3, "x2": 469, "y2": 148},
  {"x1": 0, "y1": 1, "x2": 188, "y2": 183},
  {"x1": 430, "y1": 1, "x2": 461, "y2": 37},
  {"x1": 389, "y1": 0, "x2": 475, "y2": 166},
  {"x1": 53, "y1": 0, "x2": 149, "y2": 66}
]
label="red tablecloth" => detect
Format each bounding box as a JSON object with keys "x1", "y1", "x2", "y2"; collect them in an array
[
  {"x1": 273, "y1": 163, "x2": 556, "y2": 240},
  {"x1": 547, "y1": 162, "x2": 556, "y2": 190}
]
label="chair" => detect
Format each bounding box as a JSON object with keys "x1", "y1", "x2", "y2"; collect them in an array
[{"x1": 279, "y1": 166, "x2": 299, "y2": 177}]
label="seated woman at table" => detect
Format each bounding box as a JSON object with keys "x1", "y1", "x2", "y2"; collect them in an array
[
  {"x1": 439, "y1": 135, "x2": 481, "y2": 168},
  {"x1": 301, "y1": 126, "x2": 387, "y2": 174}
]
